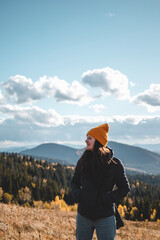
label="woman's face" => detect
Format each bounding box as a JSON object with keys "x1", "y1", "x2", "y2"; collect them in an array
[{"x1": 85, "y1": 135, "x2": 95, "y2": 151}]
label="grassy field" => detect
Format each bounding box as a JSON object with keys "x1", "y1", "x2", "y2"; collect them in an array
[{"x1": 0, "y1": 203, "x2": 160, "y2": 240}]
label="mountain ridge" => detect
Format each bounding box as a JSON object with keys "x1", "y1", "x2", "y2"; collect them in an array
[
  {"x1": 20, "y1": 142, "x2": 82, "y2": 165},
  {"x1": 19, "y1": 141, "x2": 160, "y2": 175}
]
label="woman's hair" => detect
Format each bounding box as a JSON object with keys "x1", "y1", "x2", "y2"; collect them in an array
[{"x1": 80, "y1": 139, "x2": 112, "y2": 177}]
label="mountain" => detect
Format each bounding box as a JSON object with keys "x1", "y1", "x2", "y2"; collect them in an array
[
  {"x1": 20, "y1": 141, "x2": 160, "y2": 174},
  {"x1": 134, "y1": 143, "x2": 160, "y2": 154},
  {"x1": 20, "y1": 143, "x2": 83, "y2": 165},
  {"x1": 107, "y1": 141, "x2": 160, "y2": 175}
]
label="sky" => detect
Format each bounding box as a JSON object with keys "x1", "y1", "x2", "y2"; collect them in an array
[{"x1": 0, "y1": 0, "x2": 160, "y2": 150}]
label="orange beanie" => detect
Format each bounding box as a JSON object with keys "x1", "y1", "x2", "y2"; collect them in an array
[{"x1": 87, "y1": 123, "x2": 109, "y2": 147}]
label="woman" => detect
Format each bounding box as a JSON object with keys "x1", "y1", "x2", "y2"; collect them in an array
[{"x1": 71, "y1": 123, "x2": 130, "y2": 240}]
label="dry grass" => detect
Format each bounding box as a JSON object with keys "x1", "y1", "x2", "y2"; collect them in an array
[{"x1": 0, "y1": 203, "x2": 160, "y2": 240}]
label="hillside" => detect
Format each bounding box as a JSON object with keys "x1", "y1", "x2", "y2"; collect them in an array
[
  {"x1": 0, "y1": 203, "x2": 160, "y2": 240},
  {"x1": 20, "y1": 141, "x2": 160, "y2": 174},
  {"x1": 135, "y1": 143, "x2": 160, "y2": 154},
  {"x1": 108, "y1": 141, "x2": 160, "y2": 174},
  {"x1": 20, "y1": 143, "x2": 82, "y2": 165}
]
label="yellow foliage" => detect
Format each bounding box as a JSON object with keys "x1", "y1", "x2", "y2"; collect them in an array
[
  {"x1": 69, "y1": 203, "x2": 77, "y2": 212},
  {"x1": 150, "y1": 209, "x2": 157, "y2": 221},
  {"x1": 50, "y1": 200, "x2": 59, "y2": 210},
  {"x1": 43, "y1": 202, "x2": 52, "y2": 209},
  {"x1": 52, "y1": 196, "x2": 77, "y2": 211},
  {"x1": 23, "y1": 202, "x2": 30, "y2": 208},
  {"x1": 18, "y1": 187, "x2": 31, "y2": 203},
  {"x1": 3, "y1": 192, "x2": 13, "y2": 204},
  {"x1": 136, "y1": 180, "x2": 139, "y2": 187},
  {"x1": 57, "y1": 198, "x2": 77, "y2": 212},
  {"x1": 118, "y1": 204, "x2": 127, "y2": 218},
  {"x1": 37, "y1": 164, "x2": 42, "y2": 168},
  {"x1": 33, "y1": 200, "x2": 43, "y2": 208},
  {"x1": 130, "y1": 207, "x2": 139, "y2": 220},
  {"x1": 43, "y1": 178, "x2": 47, "y2": 184},
  {"x1": 33, "y1": 196, "x2": 77, "y2": 211},
  {"x1": 42, "y1": 178, "x2": 47, "y2": 187},
  {"x1": 118, "y1": 204, "x2": 124, "y2": 216},
  {"x1": 31, "y1": 183, "x2": 36, "y2": 188},
  {"x1": 55, "y1": 196, "x2": 60, "y2": 202},
  {"x1": 128, "y1": 197, "x2": 133, "y2": 206}
]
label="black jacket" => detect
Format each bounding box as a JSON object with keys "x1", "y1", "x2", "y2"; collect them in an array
[{"x1": 71, "y1": 153, "x2": 130, "y2": 221}]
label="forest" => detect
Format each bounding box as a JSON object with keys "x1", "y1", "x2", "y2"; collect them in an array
[{"x1": 0, "y1": 152, "x2": 160, "y2": 222}]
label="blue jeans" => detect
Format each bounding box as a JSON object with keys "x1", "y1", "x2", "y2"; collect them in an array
[{"x1": 76, "y1": 213, "x2": 116, "y2": 240}]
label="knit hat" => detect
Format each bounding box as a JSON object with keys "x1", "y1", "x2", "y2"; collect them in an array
[{"x1": 87, "y1": 123, "x2": 109, "y2": 147}]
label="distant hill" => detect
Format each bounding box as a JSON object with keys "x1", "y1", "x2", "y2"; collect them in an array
[
  {"x1": 20, "y1": 141, "x2": 160, "y2": 175},
  {"x1": 108, "y1": 141, "x2": 160, "y2": 175},
  {"x1": 134, "y1": 143, "x2": 160, "y2": 154},
  {"x1": 20, "y1": 143, "x2": 83, "y2": 165}
]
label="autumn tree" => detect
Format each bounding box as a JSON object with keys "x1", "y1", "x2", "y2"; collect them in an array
[
  {"x1": 18, "y1": 187, "x2": 31, "y2": 204},
  {"x1": 3, "y1": 192, "x2": 13, "y2": 204}
]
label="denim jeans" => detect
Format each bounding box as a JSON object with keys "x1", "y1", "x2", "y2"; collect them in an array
[{"x1": 76, "y1": 213, "x2": 116, "y2": 240}]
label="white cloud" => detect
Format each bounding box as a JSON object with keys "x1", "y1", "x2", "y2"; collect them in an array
[
  {"x1": 0, "y1": 140, "x2": 39, "y2": 149},
  {"x1": 1, "y1": 75, "x2": 93, "y2": 106},
  {"x1": 0, "y1": 104, "x2": 64, "y2": 127},
  {"x1": 0, "y1": 89, "x2": 5, "y2": 104},
  {"x1": 0, "y1": 90, "x2": 3, "y2": 99},
  {"x1": 132, "y1": 83, "x2": 160, "y2": 112},
  {"x1": 36, "y1": 76, "x2": 93, "y2": 106},
  {"x1": 63, "y1": 114, "x2": 159, "y2": 126},
  {"x1": 2, "y1": 75, "x2": 42, "y2": 104},
  {"x1": 89, "y1": 104, "x2": 106, "y2": 113},
  {"x1": 1, "y1": 73, "x2": 160, "y2": 148},
  {"x1": 82, "y1": 67, "x2": 130, "y2": 100},
  {"x1": 15, "y1": 107, "x2": 64, "y2": 127},
  {"x1": 63, "y1": 115, "x2": 114, "y2": 125},
  {"x1": 0, "y1": 113, "x2": 160, "y2": 147},
  {"x1": 63, "y1": 115, "x2": 160, "y2": 145}
]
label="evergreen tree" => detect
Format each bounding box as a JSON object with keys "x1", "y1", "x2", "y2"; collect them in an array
[{"x1": 0, "y1": 152, "x2": 160, "y2": 222}]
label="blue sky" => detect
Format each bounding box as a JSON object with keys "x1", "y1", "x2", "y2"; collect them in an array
[{"x1": 0, "y1": 0, "x2": 160, "y2": 149}]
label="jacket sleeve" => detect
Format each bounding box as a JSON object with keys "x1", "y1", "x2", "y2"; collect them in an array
[
  {"x1": 103, "y1": 159, "x2": 130, "y2": 204},
  {"x1": 70, "y1": 160, "x2": 82, "y2": 203}
]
